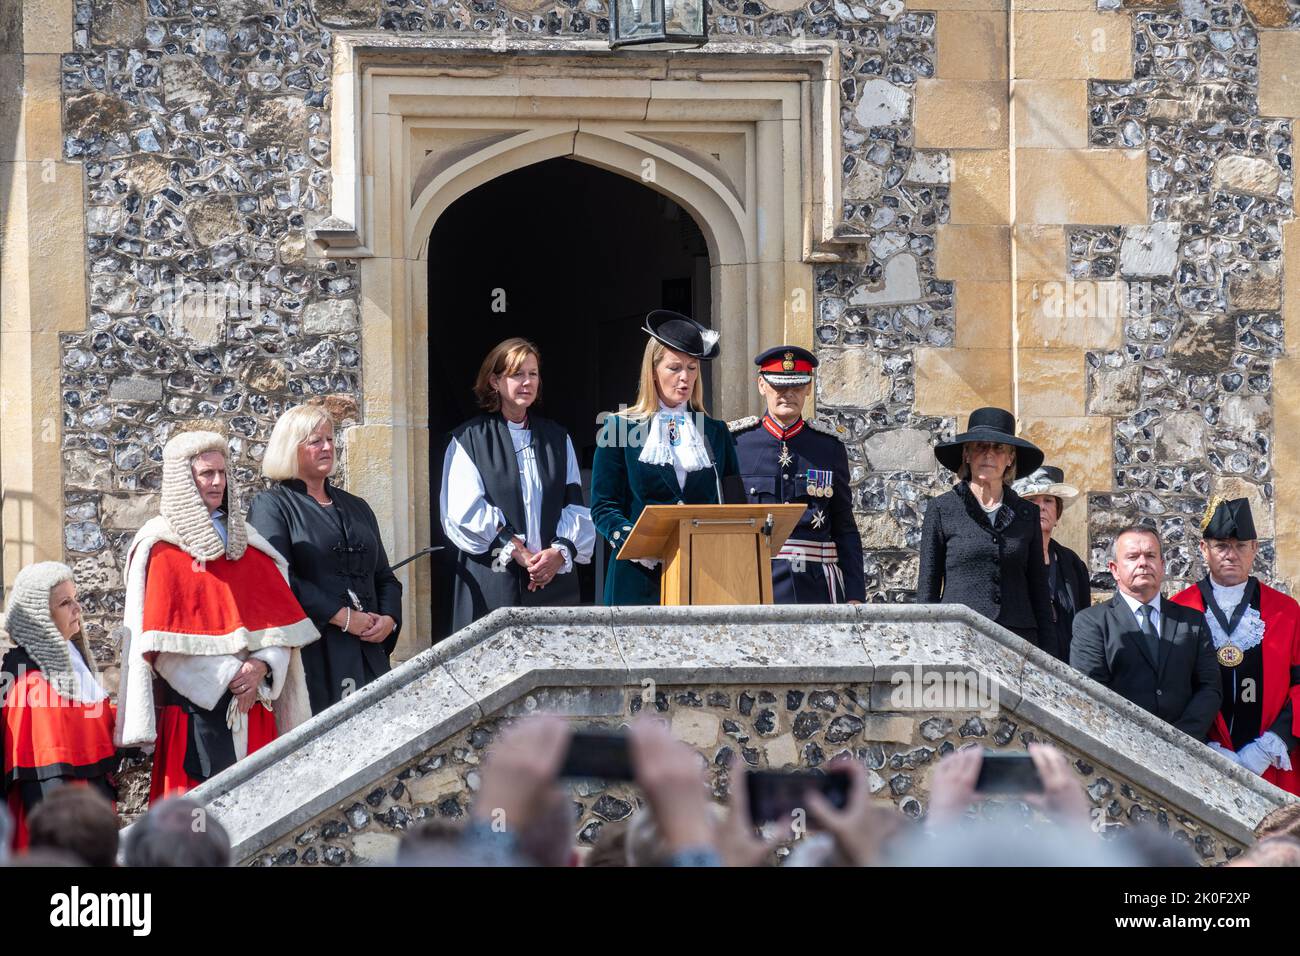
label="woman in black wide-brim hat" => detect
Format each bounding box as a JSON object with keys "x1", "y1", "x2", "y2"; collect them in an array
[
  {"x1": 590, "y1": 310, "x2": 742, "y2": 606},
  {"x1": 915, "y1": 407, "x2": 1055, "y2": 646}
]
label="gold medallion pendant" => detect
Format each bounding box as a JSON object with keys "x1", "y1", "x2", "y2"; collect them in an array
[{"x1": 1217, "y1": 644, "x2": 1244, "y2": 668}]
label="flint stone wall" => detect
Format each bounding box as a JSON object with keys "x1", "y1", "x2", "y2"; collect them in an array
[
  {"x1": 29, "y1": 0, "x2": 1300, "y2": 677},
  {"x1": 175, "y1": 605, "x2": 1294, "y2": 866}
]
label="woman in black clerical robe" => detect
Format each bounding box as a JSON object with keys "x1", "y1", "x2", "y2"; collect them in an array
[
  {"x1": 248, "y1": 403, "x2": 403, "y2": 714},
  {"x1": 440, "y1": 337, "x2": 594, "y2": 632}
]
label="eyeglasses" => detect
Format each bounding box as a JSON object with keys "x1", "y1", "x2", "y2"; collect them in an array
[{"x1": 1207, "y1": 541, "x2": 1254, "y2": 555}]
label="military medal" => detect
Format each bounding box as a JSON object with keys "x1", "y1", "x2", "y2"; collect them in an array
[
  {"x1": 802, "y1": 469, "x2": 833, "y2": 498},
  {"x1": 1217, "y1": 644, "x2": 1244, "y2": 668},
  {"x1": 778, "y1": 443, "x2": 792, "y2": 469}
]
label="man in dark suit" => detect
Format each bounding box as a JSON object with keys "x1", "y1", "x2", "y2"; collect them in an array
[{"x1": 1070, "y1": 525, "x2": 1221, "y2": 739}]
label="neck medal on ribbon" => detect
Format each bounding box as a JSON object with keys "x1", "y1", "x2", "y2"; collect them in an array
[
  {"x1": 1198, "y1": 578, "x2": 1263, "y2": 668},
  {"x1": 805, "y1": 469, "x2": 833, "y2": 499}
]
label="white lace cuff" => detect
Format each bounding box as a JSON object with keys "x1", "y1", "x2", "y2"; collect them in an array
[
  {"x1": 553, "y1": 543, "x2": 574, "y2": 574},
  {"x1": 493, "y1": 537, "x2": 516, "y2": 573}
]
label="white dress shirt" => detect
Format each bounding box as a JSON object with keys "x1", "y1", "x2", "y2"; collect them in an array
[
  {"x1": 440, "y1": 422, "x2": 594, "y2": 573},
  {"x1": 1118, "y1": 590, "x2": 1162, "y2": 635}
]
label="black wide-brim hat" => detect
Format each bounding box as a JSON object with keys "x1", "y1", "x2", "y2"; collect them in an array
[
  {"x1": 644, "y1": 310, "x2": 720, "y2": 360},
  {"x1": 934, "y1": 406, "x2": 1044, "y2": 479}
]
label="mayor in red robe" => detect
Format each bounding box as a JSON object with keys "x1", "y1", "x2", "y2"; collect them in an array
[
  {"x1": 1170, "y1": 497, "x2": 1300, "y2": 796},
  {"x1": 1, "y1": 562, "x2": 117, "y2": 850},
  {"x1": 115, "y1": 431, "x2": 319, "y2": 803}
]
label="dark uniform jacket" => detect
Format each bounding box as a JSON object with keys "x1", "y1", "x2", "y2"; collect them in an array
[
  {"x1": 447, "y1": 412, "x2": 584, "y2": 632},
  {"x1": 1070, "y1": 594, "x2": 1222, "y2": 740},
  {"x1": 590, "y1": 411, "x2": 740, "y2": 606},
  {"x1": 916, "y1": 482, "x2": 1054, "y2": 645},
  {"x1": 731, "y1": 414, "x2": 865, "y2": 603},
  {"x1": 248, "y1": 479, "x2": 402, "y2": 715}
]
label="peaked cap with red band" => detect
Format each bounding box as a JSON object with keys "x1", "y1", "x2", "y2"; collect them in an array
[{"x1": 756, "y1": 345, "x2": 817, "y2": 387}]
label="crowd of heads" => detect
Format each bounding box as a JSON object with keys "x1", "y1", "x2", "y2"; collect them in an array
[
  {"x1": 1, "y1": 791, "x2": 231, "y2": 868},
  {"x1": 3, "y1": 714, "x2": 1297, "y2": 868}
]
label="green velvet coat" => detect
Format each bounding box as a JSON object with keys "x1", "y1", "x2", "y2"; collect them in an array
[{"x1": 590, "y1": 412, "x2": 741, "y2": 605}]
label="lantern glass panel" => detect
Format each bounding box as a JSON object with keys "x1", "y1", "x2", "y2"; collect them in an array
[
  {"x1": 618, "y1": 0, "x2": 662, "y2": 40},
  {"x1": 664, "y1": 0, "x2": 704, "y2": 35}
]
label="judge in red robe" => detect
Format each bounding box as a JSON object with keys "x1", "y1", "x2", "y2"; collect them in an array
[
  {"x1": 115, "y1": 431, "x2": 319, "y2": 802},
  {"x1": 1, "y1": 562, "x2": 117, "y2": 850},
  {"x1": 1171, "y1": 497, "x2": 1300, "y2": 796}
]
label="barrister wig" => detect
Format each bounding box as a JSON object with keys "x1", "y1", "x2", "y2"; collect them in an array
[
  {"x1": 262, "y1": 403, "x2": 335, "y2": 482},
  {"x1": 160, "y1": 430, "x2": 248, "y2": 562},
  {"x1": 1, "y1": 562, "x2": 99, "y2": 704},
  {"x1": 473, "y1": 337, "x2": 542, "y2": 412}
]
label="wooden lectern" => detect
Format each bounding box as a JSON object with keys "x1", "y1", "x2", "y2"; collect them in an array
[{"x1": 617, "y1": 504, "x2": 806, "y2": 605}]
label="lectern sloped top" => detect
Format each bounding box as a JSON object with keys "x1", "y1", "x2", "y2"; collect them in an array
[{"x1": 617, "y1": 504, "x2": 807, "y2": 560}]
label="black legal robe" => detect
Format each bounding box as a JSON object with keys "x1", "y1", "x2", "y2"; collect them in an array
[
  {"x1": 247, "y1": 479, "x2": 402, "y2": 714},
  {"x1": 447, "y1": 412, "x2": 584, "y2": 632}
]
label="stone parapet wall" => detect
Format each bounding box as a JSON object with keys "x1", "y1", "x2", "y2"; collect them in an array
[
  {"x1": 250, "y1": 680, "x2": 1246, "y2": 867},
  {"x1": 173, "y1": 605, "x2": 1294, "y2": 865}
]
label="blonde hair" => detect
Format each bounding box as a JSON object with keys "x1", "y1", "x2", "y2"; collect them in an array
[
  {"x1": 957, "y1": 444, "x2": 1017, "y2": 485},
  {"x1": 474, "y1": 338, "x2": 541, "y2": 412},
  {"x1": 625, "y1": 338, "x2": 706, "y2": 419},
  {"x1": 263, "y1": 403, "x2": 335, "y2": 481}
]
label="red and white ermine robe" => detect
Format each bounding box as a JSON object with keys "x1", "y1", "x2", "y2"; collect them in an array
[
  {"x1": 1172, "y1": 576, "x2": 1300, "y2": 796},
  {"x1": 1, "y1": 646, "x2": 117, "y2": 849},
  {"x1": 116, "y1": 516, "x2": 318, "y2": 802}
]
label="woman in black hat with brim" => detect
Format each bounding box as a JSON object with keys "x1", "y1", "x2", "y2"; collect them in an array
[
  {"x1": 916, "y1": 407, "x2": 1055, "y2": 646},
  {"x1": 590, "y1": 311, "x2": 742, "y2": 606},
  {"x1": 1011, "y1": 465, "x2": 1090, "y2": 662}
]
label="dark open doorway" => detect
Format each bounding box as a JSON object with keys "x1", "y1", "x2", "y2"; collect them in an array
[{"x1": 426, "y1": 157, "x2": 712, "y2": 641}]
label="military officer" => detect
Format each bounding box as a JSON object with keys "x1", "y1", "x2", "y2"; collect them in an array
[{"x1": 730, "y1": 346, "x2": 865, "y2": 604}]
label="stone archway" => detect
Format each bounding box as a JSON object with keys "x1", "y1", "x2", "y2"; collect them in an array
[{"x1": 311, "y1": 33, "x2": 855, "y2": 655}]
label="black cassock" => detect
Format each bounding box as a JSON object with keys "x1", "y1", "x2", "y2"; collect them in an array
[{"x1": 248, "y1": 479, "x2": 403, "y2": 714}]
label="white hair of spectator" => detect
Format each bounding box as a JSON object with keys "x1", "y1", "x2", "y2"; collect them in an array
[
  {"x1": 262, "y1": 404, "x2": 335, "y2": 481},
  {"x1": 885, "y1": 819, "x2": 1143, "y2": 867},
  {"x1": 123, "y1": 798, "x2": 231, "y2": 867}
]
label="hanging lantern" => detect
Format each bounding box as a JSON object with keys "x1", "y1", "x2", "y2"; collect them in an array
[{"x1": 610, "y1": 0, "x2": 708, "y2": 50}]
